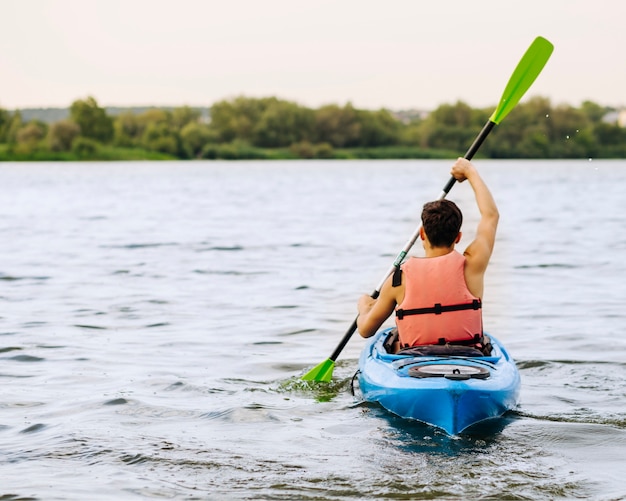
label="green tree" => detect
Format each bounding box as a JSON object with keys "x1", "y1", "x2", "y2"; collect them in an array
[
  {"x1": 483, "y1": 97, "x2": 552, "y2": 157},
  {"x1": 516, "y1": 124, "x2": 552, "y2": 158},
  {"x1": 428, "y1": 101, "x2": 475, "y2": 127},
  {"x1": 593, "y1": 122, "x2": 626, "y2": 145},
  {"x1": 141, "y1": 122, "x2": 179, "y2": 156},
  {"x1": 137, "y1": 108, "x2": 171, "y2": 126},
  {"x1": 314, "y1": 103, "x2": 361, "y2": 147},
  {"x1": 0, "y1": 107, "x2": 11, "y2": 142},
  {"x1": 592, "y1": 122, "x2": 626, "y2": 156},
  {"x1": 416, "y1": 101, "x2": 488, "y2": 153},
  {"x1": 48, "y1": 119, "x2": 81, "y2": 152},
  {"x1": 113, "y1": 111, "x2": 142, "y2": 147},
  {"x1": 5, "y1": 112, "x2": 23, "y2": 145},
  {"x1": 253, "y1": 100, "x2": 315, "y2": 147},
  {"x1": 357, "y1": 109, "x2": 400, "y2": 147},
  {"x1": 70, "y1": 96, "x2": 113, "y2": 143},
  {"x1": 72, "y1": 137, "x2": 101, "y2": 157},
  {"x1": 15, "y1": 121, "x2": 46, "y2": 153},
  {"x1": 114, "y1": 108, "x2": 173, "y2": 148},
  {"x1": 16, "y1": 123, "x2": 44, "y2": 143},
  {"x1": 580, "y1": 100, "x2": 610, "y2": 123},
  {"x1": 112, "y1": 107, "x2": 207, "y2": 156},
  {"x1": 180, "y1": 122, "x2": 218, "y2": 158},
  {"x1": 543, "y1": 104, "x2": 590, "y2": 158},
  {"x1": 171, "y1": 106, "x2": 201, "y2": 130},
  {"x1": 210, "y1": 97, "x2": 276, "y2": 143},
  {"x1": 398, "y1": 113, "x2": 430, "y2": 147}
]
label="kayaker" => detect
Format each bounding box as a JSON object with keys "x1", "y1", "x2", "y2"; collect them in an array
[{"x1": 356, "y1": 157, "x2": 498, "y2": 352}]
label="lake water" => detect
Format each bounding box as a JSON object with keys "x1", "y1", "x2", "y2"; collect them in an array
[{"x1": 1, "y1": 159, "x2": 625, "y2": 500}]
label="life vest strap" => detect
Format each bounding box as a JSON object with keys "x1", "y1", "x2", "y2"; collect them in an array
[
  {"x1": 396, "y1": 299, "x2": 481, "y2": 320},
  {"x1": 400, "y1": 333, "x2": 489, "y2": 353}
]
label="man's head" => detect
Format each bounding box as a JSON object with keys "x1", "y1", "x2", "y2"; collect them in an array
[{"x1": 421, "y1": 200, "x2": 463, "y2": 248}]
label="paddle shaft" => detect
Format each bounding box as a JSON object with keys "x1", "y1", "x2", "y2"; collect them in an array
[{"x1": 327, "y1": 120, "x2": 496, "y2": 363}]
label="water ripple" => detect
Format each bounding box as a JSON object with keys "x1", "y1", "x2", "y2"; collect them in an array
[{"x1": 1, "y1": 160, "x2": 625, "y2": 500}]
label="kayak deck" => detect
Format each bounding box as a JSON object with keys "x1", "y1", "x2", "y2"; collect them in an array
[{"x1": 357, "y1": 328, "x2": 521, "y2": 435}]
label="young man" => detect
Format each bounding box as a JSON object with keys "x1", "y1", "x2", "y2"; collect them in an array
[{"x1": 356, "y1": 157, "x2": 498, "y2": 351}]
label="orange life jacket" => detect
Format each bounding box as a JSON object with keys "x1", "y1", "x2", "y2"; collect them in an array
[{"x1": 395, "y1": 251, "x2": 483, "y2": 347}]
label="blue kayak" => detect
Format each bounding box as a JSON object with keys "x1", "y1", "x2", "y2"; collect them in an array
[{"x1": 357, "y1": 327, "x2": 520, "y2": 435}]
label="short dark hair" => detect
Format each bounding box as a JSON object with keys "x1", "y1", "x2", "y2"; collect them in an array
[{"x1": 421, "y1": 200, "x2": 463, "y2": 247}]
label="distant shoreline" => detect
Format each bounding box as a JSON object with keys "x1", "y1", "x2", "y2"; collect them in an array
[
  {"x1": 3, "y1": 96, "x2": 626, "y2": 160},
  {"x1": 0, "y1": 144, "x2": 457, "y2": 162}
]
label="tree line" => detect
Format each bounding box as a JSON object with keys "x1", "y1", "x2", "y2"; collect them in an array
[{"x1": 1, "y1": 95, "x2": 625, "y2": 160}]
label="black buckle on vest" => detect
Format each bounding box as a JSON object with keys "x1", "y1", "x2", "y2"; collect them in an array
[{"x1": 434, "y1": 303, "x2": 442, "y2": 315}]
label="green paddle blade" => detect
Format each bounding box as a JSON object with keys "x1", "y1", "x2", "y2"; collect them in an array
[
  {"x1": 490, "y1": 36, "x2": 554, "y2": 125},
  {"x1": 301, "y1": 358, "x2": 335, "y2": 382}
]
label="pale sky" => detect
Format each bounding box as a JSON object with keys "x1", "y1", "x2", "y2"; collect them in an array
[{"x1": 1, "y1": 0, "x2": 624, "y2": 111}]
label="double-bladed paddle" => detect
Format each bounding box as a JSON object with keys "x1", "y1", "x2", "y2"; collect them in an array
[{"x1": 302, "y1": 36, "x2": 554, "y2": 382}]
